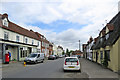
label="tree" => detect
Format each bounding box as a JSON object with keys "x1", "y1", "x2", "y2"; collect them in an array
[
  {"x1": 66, "y1": 48, "x2": 71, "y2": 56},
  {"x1": 62, "y1": 51, "x2": 65, "y2": 55}
]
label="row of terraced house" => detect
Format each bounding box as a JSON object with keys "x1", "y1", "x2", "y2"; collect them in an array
[
  {"x1": 82, "y1": 11, "x2": 120, "y2": 74},
  {"x1": 0, "y1": 13, "x2": 64, "y2": 63}
]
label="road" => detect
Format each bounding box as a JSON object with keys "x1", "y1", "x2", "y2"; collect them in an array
[
  {"x1": 2, "y1": 58, "x2": 88, "y2": 78},
  {"x1": 2, "y1": 58, "x2": 119, "y2": 79}
]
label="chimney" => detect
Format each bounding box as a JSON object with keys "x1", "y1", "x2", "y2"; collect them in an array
[
  {"x1": 2, "y1": 13, "x2": 8, "y2": 19},
  {"x1": 118, "y1": 1, "x2": 120, "y2": 12},
  {"x1": 30, "y1": 29, "x2": 34, "y2": 32}
]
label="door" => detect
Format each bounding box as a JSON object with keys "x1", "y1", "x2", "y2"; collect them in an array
[
  {"x1": 0, "y1": 43, "x2": 2, "y2": 59},
  {"x1": 37, "y1": 54, "x2": 41, "y2": 62},
  {"x1": 96, "y1": 52, "x2": 98, "y2": 63}
]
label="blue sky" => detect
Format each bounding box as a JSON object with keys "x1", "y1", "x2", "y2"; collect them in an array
[
  {"x1": 0, "y1": 0, "x2": 119, "y2": 50},
  {"x1": 29, "y1": 20, "x2": 88, "y2": 33}
]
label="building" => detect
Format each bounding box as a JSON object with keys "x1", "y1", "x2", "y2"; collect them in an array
[
  {"x1": 72, "y1": 50, "x2": 83, "y2": 57},
  {"x1": 0, "y1": 13, "x2": 41, "y2": 62},
  {"x1": 49, "y1": 43, "x2": 53, "y2": 55},
  {"x1": 86, "y1": 37, "x2": 94, "y2": 60},
  {"x1": 52, "y1": 43, "x2": 58, "y2": 55},
  {"x1": 91, "y1": 12, "x2": 120, "y2": 73},
  {"x1": 57, "y1": 46, "x2": 63, "y2": 56},
  {"x1": 35, "y1": 32, "x2": 50, "y2": 57},
  {"x1": 82, "y1": 44, "x2": 87, "y2": 58}
]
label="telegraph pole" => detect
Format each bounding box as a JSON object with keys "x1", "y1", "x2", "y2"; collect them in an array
[{"x1": 79, "y1": 40, "x2": 80, "y2": 51}]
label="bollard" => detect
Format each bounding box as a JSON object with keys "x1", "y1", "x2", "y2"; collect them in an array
[{"x1": 24, "y1": 62, "x2": 26, "y2": 67}]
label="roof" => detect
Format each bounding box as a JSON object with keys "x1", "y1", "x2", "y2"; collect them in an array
[
  {"x1": 106, "y1": 24, "x2": 114, "y2": 31},
  {"x1": 92, "y1": 12, "x2": 120, "y2": 49},
  {"x1": 104, "y1": 12, "x2": 120, "y2": 46},
  {"x1": 0, "y1": 13, "x2": 40, "y2": 41}
]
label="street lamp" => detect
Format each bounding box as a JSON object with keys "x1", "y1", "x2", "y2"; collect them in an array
[{"x1": 79, "y1": 40, "x2": 80, "y2": 51}]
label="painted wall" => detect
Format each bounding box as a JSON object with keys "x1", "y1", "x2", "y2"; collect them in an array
[{"x1": 106, "y1": 37, "x2": 120, "y2": 72}]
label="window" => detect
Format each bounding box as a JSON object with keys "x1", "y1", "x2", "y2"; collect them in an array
[
  {"x1": 3, "y1": 18, "x2": 8, "y2": 27},
  {"x1": 100, "y1": 38, "x2": 103, "y2": 42},
  {"x1": 4, "y1": 32, "x2": 9, "y2": 40},
  {"x1": 106, "y1": 34, "x2": 109, "y2": 40},
  {"x1": 25, "y1": 38, "x2": 28, "y2": 44},
  {"x1": 100, "y1": 51, "x2": 103, "y2": 59},
  {"x1": 37, "y1": 42, "x2": 39, "y2": 46},
  {"x1": 106, "y1": 50, "x2": 110, "y2": 61},
  {"x1": 32, "y1": 40, "x2": 34, "y2": 45},
  {"x1": 37, "y1": 54, "x2": 40, "y2": 57},
  {"x1": 105, "y1": 50, "x2": 110, "y2": 61},
  {"x1": 94, "y1": 53, "x2": 95, "y2": 59},
  {"x1": 16, "y1": 35, "x2": 20, "y2": 42}
]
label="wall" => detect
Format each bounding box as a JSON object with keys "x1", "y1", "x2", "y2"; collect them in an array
[
  {"x1": 107, "y1": 37, "x2": 119, "y2": 72},
  {"x1": 118, "y1": 37, "x2": 120, "y2": 74}
]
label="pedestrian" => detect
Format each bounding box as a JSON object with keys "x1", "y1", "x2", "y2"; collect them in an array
[{"x1": 8, "y1": 51, "x2": 11, "y2": 61}]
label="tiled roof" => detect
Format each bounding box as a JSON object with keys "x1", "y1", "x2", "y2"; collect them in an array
[
  {"x1": 0, "y1": 13, "x2": 40, "y2": 41},
  {"x1": 106, "y1": 24, "x2": 114, "y2": 31}
]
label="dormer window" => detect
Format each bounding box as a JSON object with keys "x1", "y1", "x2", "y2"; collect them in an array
[
  {"x1": 100, "y1": 38, "x2": 103, "y2": 42},
  {"x1": 2, "y1": 18, "x2": 8, "y2": 27},
  {"x1": 106, "y1": 34, "x2": 109, "y2": 40}
]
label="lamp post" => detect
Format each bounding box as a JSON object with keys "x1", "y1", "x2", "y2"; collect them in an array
[{"x1": 79, "y1": 40, "x2": 80, "y2": 51}]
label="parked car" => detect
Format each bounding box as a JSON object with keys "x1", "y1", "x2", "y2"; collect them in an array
[
  {"x1": 59, "y1": 55, "x2": 63, "y2": 58},
  {"x1": 48, "y1": 55, "x2": 56, "y2": 60},
  {"x1": 63, "y1": 57, "x2": 81, "y2": 72},
  {"x1": 71, "y1": 55, "x2": 78, "y2": 57},
  {"x1": 77, "y1": 55, "x2": 81, "y2": 58},
  {"x1": 55, "y1": 55, "x2": 59, "y2": 59},
  {"x1": 24, "y1": 53, "x2": 44, "y2": 64}
]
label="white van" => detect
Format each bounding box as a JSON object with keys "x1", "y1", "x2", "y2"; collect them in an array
[{"x1": 24, "y1": 53, "x2": 45, "y2": 63}]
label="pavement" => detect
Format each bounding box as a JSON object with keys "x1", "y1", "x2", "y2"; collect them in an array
[
  {"x1": 80, "y1": 58, "x2": 119, "y2": 78},
  {"x1": 1, "y1": 58, "x2": 120, "y2": 79}
]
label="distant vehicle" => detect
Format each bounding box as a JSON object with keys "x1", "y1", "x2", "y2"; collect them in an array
[
  {"x1": 24, "y1": 53, "x2": 44, "y2": 63},
  {"x1": 63, "y1": 57, "x2": 81, "y2": 72},
  {"x1": 59, "y1": 55, "x2": 63, "y2": 58},
  {"x1": 48, "y1": 55, "x2": 56, "y2": 60},
  {"x1": 55, "y1": 55, "x2": 59, "y2": 59},
  {"x1": 77, "y1": 55, "x2": 81, "y2": 58},
  {"x1": 71, "y1": 55, "x2": 78, "y2": 57}
]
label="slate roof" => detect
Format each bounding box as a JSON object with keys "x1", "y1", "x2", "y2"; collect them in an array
[{"x1": 92, "y1": 12, "x2": 120, "y2": 50}]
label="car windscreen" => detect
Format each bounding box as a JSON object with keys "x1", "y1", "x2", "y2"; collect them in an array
[
  {"x1": 28, "y1": 54, "x2": 37, "y2": 58},
  {"x1": 65, "y1": 58, "x2": 78, "y2": 62}
]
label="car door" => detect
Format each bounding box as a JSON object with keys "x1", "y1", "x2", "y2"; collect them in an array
[{"x1": 37, "y1": 54, "x2": 40, "y2": 62}]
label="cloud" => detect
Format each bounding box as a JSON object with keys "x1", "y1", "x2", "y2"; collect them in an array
[{"x1": 1, "y1": 0, "x2": 119, "y2": 50}]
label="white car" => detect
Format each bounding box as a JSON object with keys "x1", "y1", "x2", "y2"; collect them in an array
[
  {"x1": 63, "y1": 57, "x2": 81, "y2": 72},
  {"x1": 24, "y1": 53, "x2": 44, "y2": 63}
]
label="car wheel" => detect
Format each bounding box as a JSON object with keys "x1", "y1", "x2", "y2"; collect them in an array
[
  {"x1": 63, "y1": 69, "x2": 66, "y2": 72},
  {"x1": 79, "y1": 69, "x2": 81, "y2": 72},
  {"x1": 35, "y1": 60, "x2": 38, "y2": 64},
  {"x1": 41, "y1": 60, "x2": 44, "y2": 63}
]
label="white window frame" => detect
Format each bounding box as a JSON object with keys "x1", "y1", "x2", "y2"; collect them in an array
[
  {"x1": 16, "y1": 35, "x2": 20, "y2": 42},
  {"x1": 4, "y1": 31, "x2": 9, "y2": 40}
]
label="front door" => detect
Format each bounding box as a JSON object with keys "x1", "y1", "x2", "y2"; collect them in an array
[
  {"x1": 96, "y1": 52, "x2": 98, "y2": 63},
  {"x1": 0, "y1": 43, "x2": 2, "y2": 59}
]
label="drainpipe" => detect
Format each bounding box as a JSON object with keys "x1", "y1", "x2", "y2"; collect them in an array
[{"x1": 2, "y1": 43, "x2": 6, "y2": 63}]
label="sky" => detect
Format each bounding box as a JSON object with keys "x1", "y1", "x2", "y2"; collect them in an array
[{"x1": 0, "y1": 0, "x2": 119, "y2": 51}]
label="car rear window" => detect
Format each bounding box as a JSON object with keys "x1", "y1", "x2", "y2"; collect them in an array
[{"x1": 65, "y1": 58, "x2": 78, "y2": 62}]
